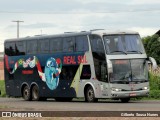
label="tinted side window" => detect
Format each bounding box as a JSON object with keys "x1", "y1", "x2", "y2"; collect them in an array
[
  {"x1": 27, "y1": 40, "x2": 37, "y2": 54},
  {"x1": 60, "y1": 65, "x2": 79, "y2": 80},
  {"x1": 38, "y1": 39, "x2": 49, "y2": 53},
  {"x1": 63, "y1": 37, "x2": 75, "y2": 52},
  {"x1": 5, "y1": 42, "x2": 15, "y2": 56},
  {"x1": 90, "y1": 35, "x2": 104, "y2": 53},
  {"x1": 80, "y1": 65, "x2": 91, "y2": 79},
  {"x1": 50, "y1": 38, "x2": 63, "y2": 52},
  {"x1": 76, "y1": 36, "x2": 89, "y2": 52},
  {"x1": 15, "y1": 41, "x2": 26, "y2": 55}
]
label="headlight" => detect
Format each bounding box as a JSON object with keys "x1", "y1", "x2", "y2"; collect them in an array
[
  {"x1": 143, "y1": 87, "x2": 149, "y2": 90},
  {"x1": 111, "y1": 87, "x2": 122, "y2": 92}
]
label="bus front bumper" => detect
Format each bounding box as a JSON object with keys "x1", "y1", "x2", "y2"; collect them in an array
[{"x1": 110, "y1": 90, "x2": 149, "y2": 98}]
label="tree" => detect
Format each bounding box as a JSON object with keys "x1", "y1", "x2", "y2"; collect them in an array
[{"x1": 142, "y1": 34, "x2": 160, "y2": 64}]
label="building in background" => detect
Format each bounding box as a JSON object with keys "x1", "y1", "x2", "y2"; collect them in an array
[{"x1": 0, "y1": 52, "x2": 4, "y2": 80}]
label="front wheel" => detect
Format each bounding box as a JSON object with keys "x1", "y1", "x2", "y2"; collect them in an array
[
  {"x1": 22, "y1": 86, "x2": 31, "y2": 101},
  {"x1": 85, "y1": 86, "x2": 98, "y2": 102}
]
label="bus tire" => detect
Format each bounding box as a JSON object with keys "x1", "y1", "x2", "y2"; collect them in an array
[
  {"x1": 85, "y1": 86, "x2": 98, "y2": 102},
  {"x1": 120, "y1": 98, "x2": 130, "y2": 103},
  {"x1": 32, "y1": 85, "x2": 40, "y2": 101},
  {"x1": 22, "y1": 86, "x2": 31, "y2": 101}
]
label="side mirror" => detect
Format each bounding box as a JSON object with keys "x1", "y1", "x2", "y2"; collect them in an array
[
  {"x1": 107, "y1": 59, "x2": 113, "y2": 73},
  {"x1": 149, "y1": 57, "x2": 157, "y2": 70}
]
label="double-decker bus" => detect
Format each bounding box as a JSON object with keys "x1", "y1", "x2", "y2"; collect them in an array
[{"x1": 4, "y1": 30, "x2": 157, "y2": 102}]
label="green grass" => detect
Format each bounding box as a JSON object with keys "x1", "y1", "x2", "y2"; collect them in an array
[
  {"x1": 0, "y1": 80, "x2": 6, "y2": 97},
  {"x1": 141, "y1": 73, "x2": 160, "y2": 100}
]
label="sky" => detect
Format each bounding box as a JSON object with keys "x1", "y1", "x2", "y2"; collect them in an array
[{"x1": 0, "y1": 0, "x2": 160, "y2": 52}]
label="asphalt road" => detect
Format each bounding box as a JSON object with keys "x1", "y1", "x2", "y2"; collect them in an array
[{"x1": 0, "y1": 98, "x2": 160, "y2": 111}]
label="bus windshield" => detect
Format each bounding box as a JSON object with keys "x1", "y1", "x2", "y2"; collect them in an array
[
  {"x1": 103, "y1": 34, "x2": 145, "y2": 54},
  {"x1": 110, "y1": 59, "x2": 148, "y2": 83}
]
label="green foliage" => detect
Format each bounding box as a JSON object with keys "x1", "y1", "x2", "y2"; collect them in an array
[
  {"x1": 148, "y1": 73, "x2": 160, "y2": 99},
  {"x1": 149, "y1": 73, "x2": 160, "y2": 90},
  {"x1": 0, "y1": 80, "x2": 6, "y2": 97},
  {"x1": 142, "y1": 34, "x2": 160, "y2": 64},
  {"x1": 142, "y1": 33, "x2": 160, "y2": 99},
  {"x1": 148, "y1": 90, "x2": 160, "y2": 99}
]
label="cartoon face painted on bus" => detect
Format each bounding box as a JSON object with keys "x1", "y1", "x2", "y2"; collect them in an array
[{"x1": 45, "y1": 57, "x2": 62, "y2": 90}]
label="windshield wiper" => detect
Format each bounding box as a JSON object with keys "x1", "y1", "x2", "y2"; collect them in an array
[
  {"x1": 127, "y1": 50, "x2": 142, "y2": 54},
  {"x1": 132, "y1": 79, "x2": 148, "y2": 82},
  {"x1": 110, "y1": 50, "x2": 127, "y2": 55},
  {"x1": 110, "y1": 79, "x2": 148, "y2": 84},
  {"x1": 110, "y1": 80, "x2": 129, "y2": 82},
  {"x1": 110, "y1": 80, "x2": 130, "y2": 84}
]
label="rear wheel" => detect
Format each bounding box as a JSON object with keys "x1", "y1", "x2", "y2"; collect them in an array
[
  {"x1": 120, "y1": 98, "x2": 130, "y2": 103},
  {"x1": 32, "y1": 85, "x2": 40, "y2": 101},
  {"x1": 85, "y1": 86, "x2": 98, "y2": 102},
  {"x1": 22, "y1": 86, "x2": 31, "y2": 101}
]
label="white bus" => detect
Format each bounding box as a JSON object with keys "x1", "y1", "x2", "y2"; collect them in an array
[{"x1": 4, "y1": 30, "x2": 157, "y2": 102}]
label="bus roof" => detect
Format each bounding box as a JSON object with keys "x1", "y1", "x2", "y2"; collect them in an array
[
  {"x1": 91, "y1": 29, "x2": 139, "y2": 35},
  {"x1": 4, "y1": 30, "x2": 139, "y2": 42}
]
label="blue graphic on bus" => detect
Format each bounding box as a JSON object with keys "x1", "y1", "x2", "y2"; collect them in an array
[{"x1": 45, "y1": 57, "x2": 61, "y2": 90}]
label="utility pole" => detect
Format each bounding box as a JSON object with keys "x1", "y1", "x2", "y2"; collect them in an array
[{"x1": 12, "y1": 20, "x2": 24, "y2": 38}]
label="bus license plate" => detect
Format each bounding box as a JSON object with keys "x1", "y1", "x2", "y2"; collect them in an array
[{"x1": 129, "y1": 93, "x2": 136, "y2": 96}]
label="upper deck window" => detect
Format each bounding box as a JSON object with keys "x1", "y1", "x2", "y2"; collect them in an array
[
  {"x1": 38, "y1": 39, "x2": 49, "y2": 53},
  {"x1": 63, "y1": 37, "x2": 75, "y2": 52},
  {"x1": 90, "y1": 35, "x2": 104, "y2": 53},
  {"x1": 50, "y1": 38, "x2": 63, "y2": 52},
  {"x1": 5, "y1": 42, "x2": 15, "y2": 56},
  {"x1": 5, "y1": 41, "x2": 26, "y2": 56},
  {"x1": 15, "y1": 41, "x2": 26, "y2": 55},
  {"x1": 103, "y1": 34, "x2": 145, "y2": 54},
  {"x1": 27, "y1": 40, "x2": 37, "y2": 54},
  {"x1": 62, "y1": 36, "x2": 89, "y2": 52},
  {"x1": 75, "y1": 36, "x2": 89, "y2": 52}
]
